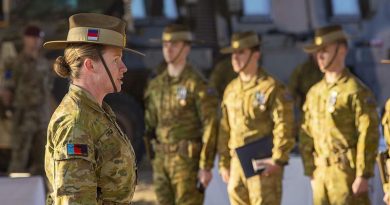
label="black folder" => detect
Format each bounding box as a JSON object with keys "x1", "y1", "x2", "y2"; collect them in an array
[{"x1": 235, "y1": 136, "x2": 273, "y2": 178}]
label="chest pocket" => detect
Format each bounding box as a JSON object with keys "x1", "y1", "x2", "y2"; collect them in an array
[
  {"x1": 329, "y1": 93, "x2": 353, "y2": 124},
  {"x1": 97, "y1": 128, "x2": 121, "y2": 162}
]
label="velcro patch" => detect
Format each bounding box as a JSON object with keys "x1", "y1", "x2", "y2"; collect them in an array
[{"x1": 67, "y1": 144, "x2": 88, "y2": 156}]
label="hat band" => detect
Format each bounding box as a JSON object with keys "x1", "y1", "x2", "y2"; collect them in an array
[
  {"x1": 67, "y1": 27, "x2": 126, "y2": 48},
  {"x1": 315, "y1": 30, "x2": 347, "y2": 46},
  {"x1": 162, "y1": 31, "x2": 193, "y2": 41},
  {"x1": 232, "y1": 35, "x2": 259, "y2": 49}
]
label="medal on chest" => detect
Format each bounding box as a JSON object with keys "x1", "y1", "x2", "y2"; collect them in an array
[
  {"x1": 177, "y1": 86, "x2": 187, "y2": 106},
  {"x1": 254, "y1": 91, "x2": 266, "y2": 111},
  {"x1": 327, "y1": 91, "x2": 338, "y2": 113}
]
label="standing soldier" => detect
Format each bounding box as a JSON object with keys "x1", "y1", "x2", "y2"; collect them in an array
[
  {"x1": 299, "y1": 25, "x2": 379, "y2": 205},
  {"x1": 217, "y1": 31, "x2": 295, "y2": 205},
  {"x1": 381, "y1": 56, "x2": 390, "y2": 205},
  {"x1": 144, "y1": 24, "x2": 218, "y2": 205},
  {"x1": 43, "y1": 13, "x2": 140, "y2": 204},
  {"x1": 5, "y1": 25, "x2": 53, "y2": 175}
]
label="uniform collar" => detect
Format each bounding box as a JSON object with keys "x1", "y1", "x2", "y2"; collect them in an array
[
  {"x1": 324, "y1": 68, "x2": 350, "y2": 89},
  {"x1": 162, "y1": 63, "x2": 191, "y2": 84},
  {"x1": 240, "y1": 67, "x2": 267, "y2": 91},
  {"x1": 68, "y1": 84, "x2": 116, "y2": 118}
]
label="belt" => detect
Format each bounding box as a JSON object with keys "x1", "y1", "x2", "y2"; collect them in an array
[
  {"x1": 153, "y1": 140, "x2": 202, "y2": 157},
  {"x1": 314, "y1": 155, "x2": 345, "y2": 167}
]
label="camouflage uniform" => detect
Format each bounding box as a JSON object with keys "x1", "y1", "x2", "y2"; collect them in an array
[
  {"x1": 144, "y1": 64, "x2": 218, "y2": 205},
  {"x1": 300, "y1": 69, "x2": 379, "y2": 205},
  {"x1": 5, "y1": 53, "x2": 53, "y2": 175},
  {"x1": 45, "y1": 84, "x2": 137, "y2": 204},
  {"x1": 383, "y1": 99, "x2": 390, "y2": 199},
  {"x1": 218, "y1": 68, "x2": 295, "y2": 205},
  {"x1": 208, "y1": 57, "x2": 237, "y2": 99}
]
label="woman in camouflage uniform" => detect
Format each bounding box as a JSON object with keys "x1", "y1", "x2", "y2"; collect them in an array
[{"x1": 43, "y1": 13, "x2": 143, "y2": 204}]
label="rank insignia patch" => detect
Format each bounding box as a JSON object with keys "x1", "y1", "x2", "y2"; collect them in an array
[
  {"x1": 67, "y1": 144, "x2": 88, "y2": 156},
  {"x1": 87, "y1": 29, "x2": 99, "y2": 41}
]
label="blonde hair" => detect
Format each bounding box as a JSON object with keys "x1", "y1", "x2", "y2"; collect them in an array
[{"x1": 53, "y1": 44, "x2": 103, "y2": 79}]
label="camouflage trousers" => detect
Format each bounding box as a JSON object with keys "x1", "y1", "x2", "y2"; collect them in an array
[
  {"x1": 8, "y1": 110, "x2": 46, "y2": 175},
  {"x1": 152, "y1": 152, "x2": 203, "y2": 205},
  {"x1": 312, "y1": 162, "x2": 370, "y2": 205},
  {"x1": 227, "y1": 156, "x2": 283, "y2": 205}
]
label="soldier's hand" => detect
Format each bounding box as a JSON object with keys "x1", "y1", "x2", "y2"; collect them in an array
[
  {"x1": 219, "y1": 167, "x2": 230, "y2": 184},
  {"x1": 352, "y1": 177, "x2": 368, "y2": 195},
  {"x1": 198, "y1": 169, "x2": 212, "y2": 188},
  {"x1": 259, "y1": 158, "x2": 281, "y2": 177},
  {"x1": 310, "y1": 177, "x2": 315, "y2": 190},
  {"x1": 383, "y1": 193, "x2": 390, "y2": 205}
]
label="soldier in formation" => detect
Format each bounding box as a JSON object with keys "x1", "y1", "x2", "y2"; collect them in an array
[
  {"x1": 3, "y1": 25, "x2": 53, "y2": 175},
  {"x1": 217, "y1": 31, "x2": 295, "y2": 205},
  {"x1": 144, "y1": 24, "x2": 218, "y2": 205},
  {"x1": 299, "y1": 25, "x2": 379, "y2": 205}
]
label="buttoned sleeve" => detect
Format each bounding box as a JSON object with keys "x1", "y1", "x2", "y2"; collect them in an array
[
  {"x1": 352, "y1": 89, "x2": 379, "y2": 178},
  {"x1": 50, "y1": 124, "x2": 98, "y2": 205},
  {"x1": 299, "y1": 97, "x2": 316, "y2": 177},
  {"x1": 270, "y1": 86, "x2": 295, "y2": 165},
  {"x1": 195, "y1": 81, "x2": 219, "y2": 170}
]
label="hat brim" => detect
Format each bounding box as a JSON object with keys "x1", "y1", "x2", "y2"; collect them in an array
[
  {"x1": 381, "y1": 59, "x2": 390, "y2": 64},
  {"x1": 220, "y1": 44, "x2": 261, "y2": 54},
  {"x1": 220, "y1": 46, "x2": 236, "y2": 54},
  {"x1": 303, "y1": 44, "x2": 324, "y2": 53},
  {"x1": 43, "y1": 40, "x2": 145, "y2": 56}
]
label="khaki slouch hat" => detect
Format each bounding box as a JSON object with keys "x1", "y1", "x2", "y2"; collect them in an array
[{"x1": 43, "y1": 13, "x2": 144, "y2": 56}]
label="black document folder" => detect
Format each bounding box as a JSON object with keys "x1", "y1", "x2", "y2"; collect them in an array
[{"x1": 235, "y1": 136, "x2": 273, "y2": 178}]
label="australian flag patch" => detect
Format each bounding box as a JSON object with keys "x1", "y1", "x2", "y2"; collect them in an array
[{"x1": 67, "y1": 144, "x2": 88, "y2": 156}]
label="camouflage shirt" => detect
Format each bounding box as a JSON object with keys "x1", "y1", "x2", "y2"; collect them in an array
[
  {"x1": 45, "y1": 84, "x2": 137, "y2": 205},
  {"x1": 383, "y1": 99, "x2": 390, "y2": 149},
  {"x1": 3, "y1": 53, "x2": 53, "y2": 127},
  {"x1": 300, "y1": 69, "x2": 379, "y2": 178},
  {"x1": 144, "y1": 64, "x2": 218, "y2": 170},
  {"x1": 218, "y1": 68, "x2": 295, "y2": 169}
]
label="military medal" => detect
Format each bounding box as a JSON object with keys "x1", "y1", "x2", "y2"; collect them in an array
[
  {"x1": 254, "y1": 91, "x2": 266, "y2": 111},
  {"x1": 327, "y1": 91, "x2": 338, "y2": 113},
  {"x1": 177, "y1": 86, "x2": 187, "y2": 106}
]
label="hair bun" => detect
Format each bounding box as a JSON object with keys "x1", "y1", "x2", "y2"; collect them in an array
[{"x1": 53, "y1": 56, "x2": 71, "y2": 78}]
